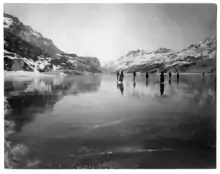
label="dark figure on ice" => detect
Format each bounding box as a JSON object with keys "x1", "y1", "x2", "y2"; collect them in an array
[
  {"x1": 203, "y1": 72, "x2": 205, "y2": 76},
  {"x1": 146, "y1": 71, "x2": 149, "y2": 79},
  {"x1": 160, "y1": 83, "x2": 164, "y2": 96},
  {"x1": 177, "y1": 71, "x2": 179, "y2": 84},
  {"x1": 160, "y1": 72, "x2": 164, "y2": 84},
  {"x1": 169, "y1": 72, "x2": 172, "y2": 79},
  {"x1": 133, "y1": 71, "x2": 136, "y2": 81},
  {"x1": 118, "y1": 70, "x2": 124, "y2": 84}
]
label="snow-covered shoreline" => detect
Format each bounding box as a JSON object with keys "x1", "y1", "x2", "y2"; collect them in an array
[
  {"x1": 4, "y1": 71, "x2": 67, "y2": 81},
  {"x1": 4, "y1": 71, "x2": 56, "y2": 77}
]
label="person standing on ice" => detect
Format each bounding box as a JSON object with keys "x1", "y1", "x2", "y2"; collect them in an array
[
  {"x1": 118, "y1": 70, "x2": 124, "y2": 84},
  {"x1": 146, "y1": 71, "x2": 149, "y2": 79},
  {"x1": 133, "y1": 71, "x2": 136, "y2": 81}
]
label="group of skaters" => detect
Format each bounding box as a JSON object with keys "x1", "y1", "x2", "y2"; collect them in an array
[
  {"x1": 116, "y1": 70, "x2": 180, "y2": 84},
  {"x1": 116, "y1": 70, "x2": 181, "y2": 96},
  {"x1": 116, "y1": 70, "x2": 212, "y2": 96}
]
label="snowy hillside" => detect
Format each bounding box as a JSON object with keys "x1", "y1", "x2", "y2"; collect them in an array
[
  {"x1": 4, "y1": 13, "x2": 102, "y2": 74},
  {"x1": 104, "y1": 37, "x2": 216, "y2": 73}
]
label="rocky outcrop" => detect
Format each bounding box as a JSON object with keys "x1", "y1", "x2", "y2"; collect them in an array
[
  {"x1": 4, "y1": 13, "x2": 102, "y2": 74},
  {"x1": 104, "y1": 37, "x2": 216, "y2": 73}
]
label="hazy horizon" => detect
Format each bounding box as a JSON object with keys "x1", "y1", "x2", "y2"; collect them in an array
[{"x1": 4, "y1": 3, "x2": 216, "y2": 65}]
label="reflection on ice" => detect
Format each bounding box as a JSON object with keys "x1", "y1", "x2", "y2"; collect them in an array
[
  {"x1": 4, "y1": 74, "x2": 216, "y2": 169},
  {"x1": 122, "y1": 75, "x2": 216, "y2": 108},
  {"x1": 4, "y1": 75, "x2": 101, "y2": 133}
]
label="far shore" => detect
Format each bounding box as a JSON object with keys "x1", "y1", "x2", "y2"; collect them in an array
[
  {"x1": 106, "y1": 72, "x2": 216, "y2": 75},
  {"x1": 5, "y1": 70, "x2": 56, "y2": 76},
  {"x1": 3, "y1": 70, "x2": 102, "y2": 81},
  {"x1": 4, "y1": 70, "x2": 216, "y2": 81},
  {"x1": 4, "y1": 71, "x2": 65, "y2": 81},
  {"x1": 125, "y1": 72, "x2": 216, "y2": 75},
  {"x1": 4, "y1": 71, "x2": 59, "y2": 77}
]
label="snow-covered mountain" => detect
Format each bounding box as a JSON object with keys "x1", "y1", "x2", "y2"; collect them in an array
[
  {"x1": 104, "y1": 37, "x2": 216, "y2": 73},
  {"x1": 4, "y1": 13, "x2": 102, "y2": 74}
]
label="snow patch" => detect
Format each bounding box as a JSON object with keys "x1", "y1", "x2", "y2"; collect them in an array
[
  {"x1": 31, "y1": 31, "x2": 41, "y2": 38},
  {"x1": 68, "y1": 59, "x2": 76, "y2": 64},
  {"x1": 52, "y1": 65, "x2": 61, "y2": 71},
  {"x1": 4, "y1": 17, "x2": 13, "y2": 28},
  {"x1": 43, "y1": 41, "x2": 49, "y2": 45}
]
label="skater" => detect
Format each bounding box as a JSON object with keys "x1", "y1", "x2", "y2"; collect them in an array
[
  {"x1": 133, "y1": 71, "x2": 136, "y2": 81},
  {"x1": 169, "y1": 72, "x2": 172, "y2": 79},
  {"x1": 146, "y1": 71, "x2": 149, "y2": 79},
  {"x1": 160, "y1": 72, "x2": 164, "y2": 84},
  {"x1": 118, "y1": 70, "x2": 124, "y2": 84},
  {"x1": 177, "y1": 71, "x2": 179, "y2": 84}
]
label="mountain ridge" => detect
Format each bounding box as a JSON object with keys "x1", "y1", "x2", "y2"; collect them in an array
[
  {"x1": 104, "y1": 36, "x2": 216, "y2": 73},
  {"x1": 4, "y1": 13, "x2": 102, "y2": 74}
]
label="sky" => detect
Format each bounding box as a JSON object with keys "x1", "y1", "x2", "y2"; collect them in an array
[{"x1": 4, "y1": 3, "x2": 216, "y2": 65}]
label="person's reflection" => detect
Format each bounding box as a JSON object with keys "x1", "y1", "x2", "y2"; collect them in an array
[
  {"x1": 177, "y1": 77, "x2": 179, "y2": 84},
  {"x1": 133, "y1": 80, "x2": 136, "y2": 88},
  {"x1": 169, "y1": 79, "x2": 171, "y2": 85},
  {"x1": 146, "y1": 79, "x2": 148, "y2": 87},
  {"x1": 169, "y1": 72, "x2": 172, "y2": 80},
  {"x1": 160, "y1": 83, "x2": 165, "y2": 96},
  {"x1": 117, "y1": 83, "x2": 124, "y2": 95}
]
